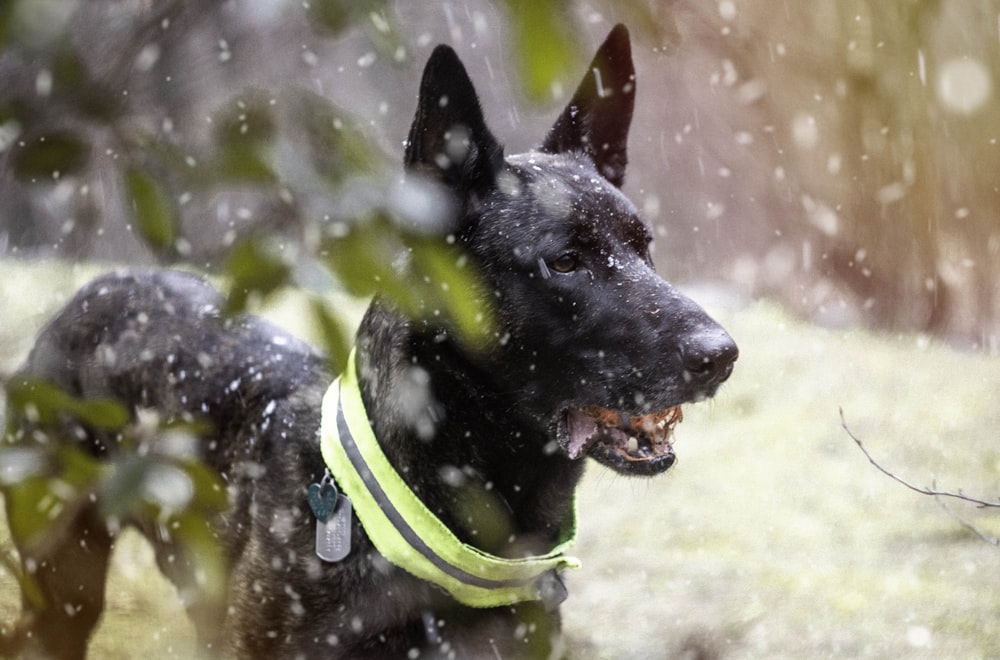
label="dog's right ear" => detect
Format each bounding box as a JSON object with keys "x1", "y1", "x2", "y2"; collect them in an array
[
  {"x1": 404, "y1": 46, "x2": 505, "y2": 208},
  {"x1": 539, "y1": 24, "x2": 635, "y2": 188}
]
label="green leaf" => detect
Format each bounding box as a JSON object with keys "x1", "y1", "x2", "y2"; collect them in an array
[
  {"x1": 215, "y1": 147, "x2": 276, "y2": 183},
  {"x1": 306, "y1": 0, "x2": 405, "y2": 64},
  {"x1": 174, "y1": 455, "x2": 228, "y2": 513},
  {"x1": 1, "y1": 381, "x2": 228, "y2": 611},
  {"x1": 96, "y1": 450, "x2": 228, "y2": 603},
  {"x1": 126, "y1": 166, "x2": 180, "y2": 253},
  {"x1": 0, "y1": 0, "x2": 15, "y2": 48},
  {"x1": 162, "y1": 507, "x2": 228, "y2": 602},
  {"x1": 98, "y1": 452, "x2": 226, "y2": 520},
  {"x1": 292, "y1": 91, "x2": 382, "y2": 185},
  {"x1": 11, "y1": 130, "x2": 89, "y2": 180},
  {"x1": 306, "y1": 0, "x2": 384, "y2": 34},
  {"x1": 411, "y1": 238, "x2": 492, "y2": 346},
  {"x1": 310, "y1": 296, "x2": 353, "y2": 375},
  {"x1": 51, "y1": 46, "x2": 119, "y2": 121},
  {"x1": 500, "y1": 0, "x2": 579, "y2": 103},
  {"x1": 3, "y1": 474, "x2": 65, "y2": 547},
  {"x1": 305, "y1": 0, "x2": 353, "y2": 33},
  {"x1": 98, "y1": 455, "x2": 152, "y2": 518},
  {"x1": 321, "y1": 213, "x2": 408, "y2": 299},
  {"x1": 2, "y1": 445, "x2": 101, "y2": 550},
  {"x1": 216, "y1": 92, "x2": 276, "y2": 145},
  {"x1": 223, "y1": 237, "x2": 293, "y2": 314},
  {"x1": 321, "y1": 214, "x2": 493, "y2": 350},
  {"x1": 213, "y1": 92, "x2": 277, "y2": 183},
  {"x1": 1, "y1": 543, "x2": 44, "y2": 609},
  {"x1": 6, "y1": 377, "x2": 130, "y2": 430}
]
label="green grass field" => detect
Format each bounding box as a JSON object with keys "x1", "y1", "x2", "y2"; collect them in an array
[{"x1": 2, "y1": 259, "x2": 999, "y2": 658}]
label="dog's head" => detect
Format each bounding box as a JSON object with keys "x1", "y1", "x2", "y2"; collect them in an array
[{"x1": 403, "y1": 25, "x2": 737, "y2": 476}]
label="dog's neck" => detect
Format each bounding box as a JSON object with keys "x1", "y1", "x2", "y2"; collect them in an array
[{"x1": 356, "y1": 303, "x2": 584, "y2": 558}]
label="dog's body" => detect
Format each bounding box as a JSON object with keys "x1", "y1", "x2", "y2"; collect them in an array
[{"x1": 3, "y1": 25, "x2": 736, "y2": 658}]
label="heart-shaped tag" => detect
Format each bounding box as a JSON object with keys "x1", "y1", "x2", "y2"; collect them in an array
[{"x1": 308, "y1": 481, "x2": 338, "y2": 522}]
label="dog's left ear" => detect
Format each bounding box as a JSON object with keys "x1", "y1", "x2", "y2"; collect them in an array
[
  {"x1": 405, "y1": 45, "x2": 505, "y2": 207},
  {"x1": 539, "y1": 24, "x2": 635, "y2": 188}
]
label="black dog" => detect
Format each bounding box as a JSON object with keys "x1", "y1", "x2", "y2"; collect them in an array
[{"x1": 3, "y1": 24, "x2": 736, "y2": 658}]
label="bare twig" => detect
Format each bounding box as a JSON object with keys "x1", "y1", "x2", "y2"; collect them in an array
[
  {"x1": 934, "y1": 495, "x2": 1000, "y2": 546},
  {"x1": 840, "y1": 407, "x2": 1000, "y2": 509},
  {"x1": 841, "y1": 408, "x2": 999, "y2": 547}
]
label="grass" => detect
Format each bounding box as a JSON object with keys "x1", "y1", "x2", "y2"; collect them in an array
[{"x1": 2, "y1": 258, "x2": 999, "y2": 658}]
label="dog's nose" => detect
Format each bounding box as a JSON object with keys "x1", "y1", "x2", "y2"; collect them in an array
[{"x1": 681, "y1": 329, "x2": 738, "y2": 388}]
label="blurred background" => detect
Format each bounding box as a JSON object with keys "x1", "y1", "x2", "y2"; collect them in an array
[
  {"x1": 1, "y1": 0, "x2": 999, "y2": 657},
  {"x1": 3, "y1": 0, "x2": 1000, "y2": 348}
]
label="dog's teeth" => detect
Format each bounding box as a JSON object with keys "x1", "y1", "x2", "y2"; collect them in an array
[{"x1": 626, "y1": 436, "x2": 638, "y2": 453}]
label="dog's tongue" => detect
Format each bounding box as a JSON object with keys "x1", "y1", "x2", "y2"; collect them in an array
[
  {"x1": 565, "y1": 405, "x2": 682, "y2": 461},
  {"x1": 565, "y1": 408, "x2": 601, "y2": 459}
]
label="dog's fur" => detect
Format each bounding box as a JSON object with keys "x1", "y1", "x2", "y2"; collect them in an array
[{"x1": 3, "y1": 25, "x2": 736, "y2": 658}]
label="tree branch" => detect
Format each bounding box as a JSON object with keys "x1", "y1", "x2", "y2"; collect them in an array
[
  {"x1": 840, "y1": 407, "x2": 1000, "y2": 509},
  {"x1": 934, "y1": 495, "x2": 1000, "y2": 546}
]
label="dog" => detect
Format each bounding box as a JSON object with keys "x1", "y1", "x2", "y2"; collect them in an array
[{"x1": 3, "y1": 24, "x2": 736, "y2": 659}]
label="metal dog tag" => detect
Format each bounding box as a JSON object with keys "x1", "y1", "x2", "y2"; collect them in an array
[
  {"x1": 315, "y1": 493, "x2": 352, "y2": 563},
  {"x1": 308, "y1": 470, "x2": 352, "y2": 563}
]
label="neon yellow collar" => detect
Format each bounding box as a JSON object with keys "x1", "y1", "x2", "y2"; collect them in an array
[{"x1": 319, "y1": 348, "x2": 580, "y2": 609}]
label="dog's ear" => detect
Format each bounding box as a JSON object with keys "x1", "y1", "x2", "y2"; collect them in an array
[
  {"x1": 405, "y1": 45, "x2": 504, "y2": 205},
  {"x1": 539, "y1": 24, "x2": 635, "y2": 188}
]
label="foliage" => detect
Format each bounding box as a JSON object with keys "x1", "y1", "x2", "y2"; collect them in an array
[
  {"x1": 0, "y1": 0, "x2": 579, "y2": 645},
  {"x1": 2, "y1": 378, "x2": 229, "y2": 611},
  {"x1": 498, "y1": 0, "x2": 578, "y2": 102}
]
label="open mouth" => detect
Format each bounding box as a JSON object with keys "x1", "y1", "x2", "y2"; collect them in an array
[{"x1": 561, "y1": 405, "x2": 683, "y2": 474}]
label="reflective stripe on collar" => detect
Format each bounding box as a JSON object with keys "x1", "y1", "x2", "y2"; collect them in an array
[{"x1": 319, "y1": 348, "x2": 580, "y2": 608}]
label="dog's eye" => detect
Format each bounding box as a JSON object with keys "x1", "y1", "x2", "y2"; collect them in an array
[{"x1": 549, "y1": 253, "x2": 579, "y2": 273}]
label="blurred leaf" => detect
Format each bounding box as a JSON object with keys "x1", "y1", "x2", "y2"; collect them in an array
[
  {"x1": 98, "y1": 455, "x2": 152, "y2": 518},
  {"x1": 11, "y1": 130, "x2": 89, "y2": 180},
  {"x1": 126, "y1": 166, "x2": 180, "y2": 254},
  {"x1": 51, "y1": 46, "x2": 120, "y2": 121},
  {"x1": 321, "y1": 212, "x2": 407, "y2": 298},
  {"x1": 410, "y1": 238, "x2": 492, "y2": 345},
  {"x1": 310, "y1": 296, "x2": 353, "y2": 374},
  {"x1": 3, "y1": 473, "x2": 66, "y2": 548},
  {"x1": 2, "y1": 391, "x2": 227, "y2": 604},
  {"x1": 216, "y1": 146, "x2": 276, "y2": 183},
  {"x1": 360, "y1": 5, "x2": 408, "y2": 65},
  {"x1": 305, "y1": 0, "x2": 354, "y2": 33},
  {"x1": 164, "y1": 507, "x2": 227, "y2": 602},
  {"x1": 0, "y1": 102, "x2": 21, "y2": 125},
  {"x1": 0, "y1": 0, "x2": 14, "y2": 48},
  {"x1": 217, "y1": 92, "x2": 276, "y2": 145},
  {"x1": 293, "y1": 91, "x2": 382, "y2": 186},
  {"x1": 214, "y1": 91, "x2": 277, "y2": 183},
  {"x1": 6, "y1": 377, "x2": 130, "y2": 430},
  {"x1": 499, "y1": 0, "x2": 578, "y2": 103},
  {"x1": 306, "y1": 0, "x2": 406, "y2": 63},
  {"x1": 2, "y1": 445, "x2": 101, "y2": 550},
  {"x1": 96, "y1": 448, "x2": 228, "y2": 603},
  {"x1": 223, "y1": 237, "x2": 292, "y2": 314},
  {"x1": 1, "y1": 543, "x2": 44, "y2": 609},
  {"x1": 99, "y1": 453, "x2": 226, "y2": 519},
  {"x1": 307, "y1": 0, "x2": 383, "y2": 34},
  {"x1": 174, "y1": 456, "x2": 228, "y2": 512},
  {"x1": 322, "y1": 214, "x2": 492, "y2": 349}
]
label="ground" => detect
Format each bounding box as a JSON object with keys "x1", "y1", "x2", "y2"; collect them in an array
[{"x1": 1, "y1": 259, "x2": 998, "y2": 658}]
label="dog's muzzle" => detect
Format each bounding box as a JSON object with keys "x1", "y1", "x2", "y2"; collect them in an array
[{"x1": 561, "y1": 405, "x2": 682, "y2": 472}]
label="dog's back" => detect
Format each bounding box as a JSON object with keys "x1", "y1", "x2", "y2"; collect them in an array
[
  {"x1": 24, "y1": 269, "x2": 325, "y2": 468},
  {"x1": 7, "y1": 269, "x2": 334, "y2": 656}
]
